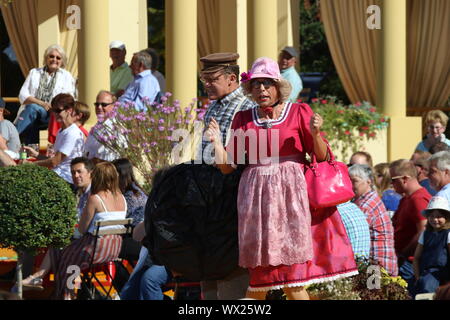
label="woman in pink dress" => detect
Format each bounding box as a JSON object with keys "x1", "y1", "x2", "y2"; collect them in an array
[{"x1": 206, "y1": 57, "x2": 358, "y2": 300}]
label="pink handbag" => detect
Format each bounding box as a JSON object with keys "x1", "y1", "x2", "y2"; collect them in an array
[{"x1": 304, "y1": 147, "x2": 354, "y2": 209}]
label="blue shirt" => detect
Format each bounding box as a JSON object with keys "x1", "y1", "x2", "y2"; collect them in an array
[
  {"x1": 436, "y1": 183, "x2": 450, "y2": 203},
  {"x1": 118, "y1": 70, "x2": 160, "y2": 111},
  {"x1": 419, "y1": 179, "x2": 437, "y2": 196},
  {"x1": 382, "y1": 189, "x2": 402, "y2": 211},
  {"x1": 280, "y1": 66, "x2": 303, "y2": 103},
  {"x1": 337, "y1": 201, "x2": 371, "y2": 259}
]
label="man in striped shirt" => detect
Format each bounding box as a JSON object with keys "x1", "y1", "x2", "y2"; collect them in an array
[{"x1": 337, "y1": 201, "x2": 371, "y2": 259}]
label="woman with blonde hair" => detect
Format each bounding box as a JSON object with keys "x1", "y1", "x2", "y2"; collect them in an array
[
  {"x1": 15, "y1": 44, "x2": 76, "y2": 144},
  {"x1": 415, "y1": 110, "x2": 450, "y2": 153},
  {"x1": 18, "y1": 162, "x2": 126, "y2": 299},
  {"x1": 374, "y1": 163, "x2": 402, "y2": 218}
]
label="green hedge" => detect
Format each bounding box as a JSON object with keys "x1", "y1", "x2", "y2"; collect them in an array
[{"x1": 0, "y1": 165, "x2": 77, "y2": 252}]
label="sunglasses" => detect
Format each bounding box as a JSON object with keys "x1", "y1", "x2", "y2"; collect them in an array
[
  {"x1": 250, "y1": 79, "x2": 276, "y2": 89},
  {"x1": 391, "y1": 175, "x2": 410, "y2": 182},
  {"x1": 49, "y1": 54, "x2": 62, "y2": 60},
  {"x1": 94, "y1": 102, "x2": 112, "y2": 108}
]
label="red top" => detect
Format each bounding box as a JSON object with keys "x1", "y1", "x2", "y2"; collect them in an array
[
  {"x1": 48, "y1": 113, "x2": 88, "y2": 143},
  {"x1": 392, "y1": 187, "x2": 431, "y2": 257},
  {"x1": 227, "y1": 103, "x2": 315, "y2": 164}
]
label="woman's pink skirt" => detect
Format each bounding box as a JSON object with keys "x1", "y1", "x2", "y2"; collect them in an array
[
  {"x1": 237, "y1": 157, "x2": 358, "y2": 291},
  {"x1": 248, "y1": 207, "x2": 359, "y2": 291}
]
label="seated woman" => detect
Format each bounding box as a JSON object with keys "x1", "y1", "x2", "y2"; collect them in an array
[
  {"x1": 349, "y1": 164, "x2": 399, "y2": 276},
  {"x1": 112, "y1": 158, "x2": 147, "y2": 264},
  {"x1": 112, "y1": 158, "x2": 147, "y2": 226},
  {"x1": 374, "y1": 162, "x2": 403, "y2": 218},
  {"x1": 25, "y1": 95, "x2": 88, "y2": 185},
  {"x1": 415, "y1": 110, "x2": 450, "y2": 153},
  {"x1": 15, "y1": 44, "x2": 76, "y2": 144},
  {"x1": 18, "y1": 162, "x2": 127, "y2": 299}
]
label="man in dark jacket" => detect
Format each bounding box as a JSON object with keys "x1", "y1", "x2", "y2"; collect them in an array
[{"x1": 145, "y1": 53, "x2": 255, "y2": 300}]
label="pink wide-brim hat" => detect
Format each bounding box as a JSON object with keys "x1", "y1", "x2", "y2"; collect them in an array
[{"x1": 248, "y1": 57, "x2": 281, "y2": 81}]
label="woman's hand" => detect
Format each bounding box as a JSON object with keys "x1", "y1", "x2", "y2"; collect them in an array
[
  {"x1": 310, "y1": 113, "x2": 324, "y2": 136},
  {"x1": 206, "y1": 118, "x2": 222, "y2": 145},
  {"x1": 23, "y1": 146, "x2": 39, "y2": 158},
  {"x1": 42, "y1": 102, "x2": 52, "y2": 112}
]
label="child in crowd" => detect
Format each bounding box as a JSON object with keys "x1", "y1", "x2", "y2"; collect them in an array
[
  {"x1": 413, "y1": 196, "x2": 450, "y2": 295},
  {"x1": 415, "y1": 110, "x2": 450, "y2": 153}
]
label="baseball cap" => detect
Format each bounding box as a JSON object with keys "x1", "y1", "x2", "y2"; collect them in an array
[
  {"x1": 109, "y1": 40, "x2": 126, "y2": 51},
  {"x1": 281, "y1": 46, "x2": 298, "y2": 58}
]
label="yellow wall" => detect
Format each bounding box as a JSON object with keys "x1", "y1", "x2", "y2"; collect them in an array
[
  {"x1": 37, "y1": 0, "x2": 60, "y2": 63},
  {"x1": 109, "y1": 0, "x2": 148, "y2": 60}
]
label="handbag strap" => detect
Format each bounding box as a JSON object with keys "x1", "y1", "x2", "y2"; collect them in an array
[{"x1": 310, "y1": 143, "x2": 335, "y2": 166}]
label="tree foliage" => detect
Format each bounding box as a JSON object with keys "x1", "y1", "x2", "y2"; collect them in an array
[
  {"x1": 0, "y1": 165, "x2": 77, "y2": 252},
  {"x1": 300, "y1": 0, "x2": 350, "y2": 104}
]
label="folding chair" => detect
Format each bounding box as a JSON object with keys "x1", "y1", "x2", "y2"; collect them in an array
[{"x1": 78, "y1": 218, "x2": 133, "y2": 300}]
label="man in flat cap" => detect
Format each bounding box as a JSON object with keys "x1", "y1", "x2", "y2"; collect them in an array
[
  {"x1": 198, "y1": 52, "x2": 256, "y2": 300},
  {"x1": 109, "y1": 40, "x2": 134, "y2": 98},
  {"x1": 199, "y1": 52, "x2": 256, "y2": 164},
  {"x1": 278, "y1": 46, "x2": 303, "y2": 103}
]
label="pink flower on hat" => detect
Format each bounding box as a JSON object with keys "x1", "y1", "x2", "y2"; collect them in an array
[
  {"x1": 247, "y1": 57, "x2": 281, "y2": 81},
  {"x1": 240, "y1": 72, "x2": 253, "y2": 83}
]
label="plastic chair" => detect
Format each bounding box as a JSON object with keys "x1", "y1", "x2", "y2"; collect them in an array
[{"x1": 78, "y1": 218, "x2": 133, "y2": 300}]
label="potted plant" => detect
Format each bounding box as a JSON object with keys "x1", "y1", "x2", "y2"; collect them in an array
[
  {"x1": 307, "y1": 97, "x2": 389, "y2": 161},
  {"x1": 0, "y1": 165, "x2": 77, "y2": 299}
]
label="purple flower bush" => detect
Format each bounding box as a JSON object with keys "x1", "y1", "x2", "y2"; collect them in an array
[{"x1": 93, "y1": 92, "x2": 209, "y2": 191}]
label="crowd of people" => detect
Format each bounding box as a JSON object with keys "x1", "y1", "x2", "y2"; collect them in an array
[{"x1": 0, "y1": 40, "x2": 449, "y2": 301}]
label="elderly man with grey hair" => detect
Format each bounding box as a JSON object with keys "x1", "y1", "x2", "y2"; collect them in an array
[
  {"x1": 428, "y1": 151, "x2": 450, "y2": 201},
  {"x1": 349, "y1": 164, "x2": 398, "y2": 276},
  {"x1": 118, "y1": 50, "x2": 160, "y2": 111}
]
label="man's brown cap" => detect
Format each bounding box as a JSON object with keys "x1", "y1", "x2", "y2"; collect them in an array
[{"x1": 200, "y1": 52, "x2": 239, "y2": 73}]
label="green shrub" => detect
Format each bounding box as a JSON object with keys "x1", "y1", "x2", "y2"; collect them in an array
[{"x1": 0, "y1": 165, "x2": 77, "y2": 252}]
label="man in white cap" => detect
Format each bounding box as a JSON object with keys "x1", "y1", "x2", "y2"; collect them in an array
[
  {"x1": 278, "y1": 46, "x2": 303, "y2": 103},
  {"x1": 110, "y1": 40, "x2": 134, "y2": 98}
]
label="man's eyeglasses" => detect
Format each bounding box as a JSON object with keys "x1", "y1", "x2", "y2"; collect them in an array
[
  {"x1": 94, "y1": 102, "x2": 112, "y2": 108},
  {"x1": 49, "y1": 54, "x2": 62, "y2": 60},
  {"x1": 199, "y1": 75, "x2": 223, "y2": 85},
  {"x1": 250, "y1": 79, "x2": 276, "y2": 89}
]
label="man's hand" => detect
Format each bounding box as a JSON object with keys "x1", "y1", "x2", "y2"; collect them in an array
[{"x1": 206, "y1": 117, "x2": 221, "y2": 145}]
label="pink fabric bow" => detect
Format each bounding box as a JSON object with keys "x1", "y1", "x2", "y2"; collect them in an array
[{"x1": 240, "y1": 72, "x2": 253, "y2": 83}]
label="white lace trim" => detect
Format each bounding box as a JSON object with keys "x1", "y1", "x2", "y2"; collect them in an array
[{"x1": 246, "y1": 269, "x2": 359, "y2": 292}]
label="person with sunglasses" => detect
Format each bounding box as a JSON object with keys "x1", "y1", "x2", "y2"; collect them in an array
[
  {"x1": 388, "y1": 159, "x2": 431, "y2": 297},
  {"x1": 207, "y1": 57, "x2": 358, "y2": 299},
  {"x1": 14, "y1": 44, "x2": 76, "y2": 145},
  {"x1": 83, "y1": 90, "x2": 122, "y2": 163},
  {"x1": 25, "y1": 97, "x2": 86, "y2": 186}
]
